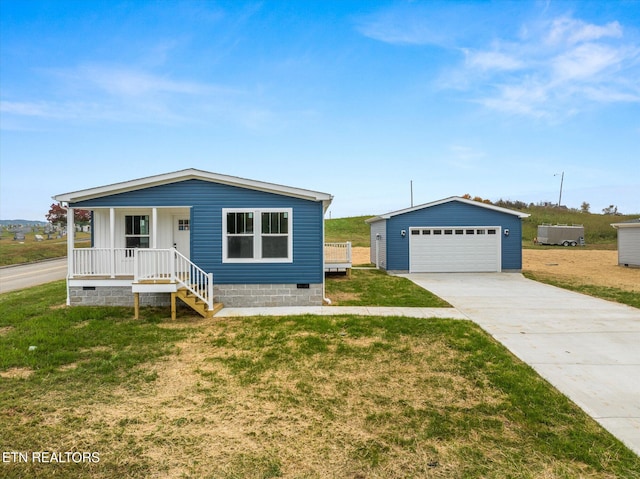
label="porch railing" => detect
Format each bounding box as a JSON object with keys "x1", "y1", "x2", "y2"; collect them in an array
[
  {"x1": 135, "y1": 249, "x2": 214, "y2": 311},
  {"x1": 71, "y1": 248, "x2": 135, "y2": 277},
  {"x1": 324, "y1": 242, "x2": 352, "y2": 264},
  {"x1": 70, "y1": 248, "x2": 214, "y2": 311}
]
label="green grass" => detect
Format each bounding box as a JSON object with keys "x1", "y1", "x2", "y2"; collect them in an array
[
  {"x1": 521, "y1": 206, "x2": 637, "y2": 245},
  {"x1": 325, "y1": 215, "x2": 373, "y2": 246},
  {"x1": 523, "y1": 271, "x2": 640, "y2": 309},
  {"x1": 326, "y1": 268, "x2": 450, "y2": 307},
  {"x1": 1, "y1": 283, "x2": 639, "y2": 478},
  {"x1": 0, "y1": 232, "x2": 90, "y2": 266}
]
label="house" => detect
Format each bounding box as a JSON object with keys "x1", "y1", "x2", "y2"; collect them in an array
[
  {"x1": 611, "y1": 219, "x2": 640, "y2": 268},
  {"x1": 53, "y1": 169, "x2": 333, "y2": 316},
  {"x1": 366, "y1": 197, "x2": 530, "y2": 273}
]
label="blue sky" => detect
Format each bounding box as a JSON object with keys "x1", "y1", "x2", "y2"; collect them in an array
[{"x1": 1, "y1": 0, "x2": 639, "y2": 220}]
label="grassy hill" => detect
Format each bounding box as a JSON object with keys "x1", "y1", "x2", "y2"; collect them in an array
[{"x1": 325, "y1": 207, "x2": 637, "y2": 247}]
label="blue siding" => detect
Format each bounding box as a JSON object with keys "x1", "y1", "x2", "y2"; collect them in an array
[
  {"x1": 384, "y1": 201, "x2": 523, "y2": 271},
  {"x1": 71, "y1": 179, "x2": 324, "y2": 284}
]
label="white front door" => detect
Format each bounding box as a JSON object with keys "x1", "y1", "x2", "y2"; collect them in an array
[{"x1": 173, "y1": 216, "x2": 191, "y2": 258}]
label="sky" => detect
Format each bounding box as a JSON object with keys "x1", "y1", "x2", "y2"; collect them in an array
[{"x1": 1, "y1": 0, "x2": 639, "y2": 221}]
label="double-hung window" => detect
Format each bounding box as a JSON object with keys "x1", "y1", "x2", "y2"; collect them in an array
[
  {"x1": 125, "y1": 215, "x2": 150, "y2": 249},
  {"x1": 223, "y1": 208, "x2": 292, "y2": 262}
]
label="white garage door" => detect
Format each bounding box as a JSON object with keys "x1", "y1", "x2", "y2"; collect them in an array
[{"x1": 409, "y1": 227, "x2": 501, "y2": 272}]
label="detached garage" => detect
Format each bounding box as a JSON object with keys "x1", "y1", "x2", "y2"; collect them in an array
[{"x1": 367, "y1": 197, "x2": 530, "y2": 273}]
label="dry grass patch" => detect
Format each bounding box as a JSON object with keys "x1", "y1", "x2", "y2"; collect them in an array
[
  {"x1": 10, "y1": 315, "x2": 632, "y2": 478},
  {"x1": 0, "y1": 367, "x2": 34, "y2": 379}
]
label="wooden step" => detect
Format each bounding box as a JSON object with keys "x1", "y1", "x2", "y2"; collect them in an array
[{"x1": 172, "y1": 289, "x2": 223, "y2": 319}]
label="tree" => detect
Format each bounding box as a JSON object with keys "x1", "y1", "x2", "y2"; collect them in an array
[
  {"x1": 46, "y1": 203, "x2": 90, "y2": 226},
  {"x1": 602, "y1": 205, "x2": 619, "y2": 215},
  {"x1": 580, "y1": 202, "x2": 590, "y2": 213}
]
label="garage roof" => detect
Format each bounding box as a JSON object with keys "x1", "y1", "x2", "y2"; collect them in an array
[{"x1": 366, "y1": 196, "x2": 530, "y2": 223}]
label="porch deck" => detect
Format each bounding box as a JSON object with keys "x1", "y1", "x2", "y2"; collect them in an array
[
  {"x1": 324, "y1": 242, "x2": 352, "y2": 274},
  {"x1": 69, "y1": 248, "x2": 216, "y2": 319}
]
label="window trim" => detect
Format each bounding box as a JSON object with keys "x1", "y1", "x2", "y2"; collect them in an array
[{"x1": 222, "y1": 208, "x2": 293, "y2": 263}]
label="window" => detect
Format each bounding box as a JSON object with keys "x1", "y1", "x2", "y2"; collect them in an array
[
  {"x1": 226, "y1": 212, "x2": 254, "y2": 259},
  {"x1": 488, "y1": 229, "x2": 497, "y2": 235},
  {"x1": 261, "y1": 211, "x2": 288, "y2": 258},
  {"x1": 455, "y1": 229, "x2": 464, "y2": 235},
  {"x1": 466, "y1": 229, "x2": 475, "y2": 235},
  {"x1": 433, "y1": 229, "x2": 442, "y2": 235},
  {"x1": 125, "y1": 215, "x2": 149, "y2": 249},
  {"x1": 422, "y1": 229, "x2": 431, "y2": 235},
  {"x1": 444, "y1": 229, "x2": 453, "y2": 235},
  {"x1": 411, "y1": 229, "x2": 420, "y2": 235},
  {"x1": 178, "y1": 219, "x2": 190, "y2": 231},
  {"x1": 223, "y1": 208, "x2": 292, "y2": 262}
]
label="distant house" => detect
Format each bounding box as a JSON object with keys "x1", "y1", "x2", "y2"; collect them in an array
[
  {"x1": 367, "y1": 196, "x2": 530, "y2": 273},
  {"x1": 611, "y1": 219, "x2": 640, "y2": 268},
  {"x1": 53, "y1": 169, "x2": 333, "y2": 316}
]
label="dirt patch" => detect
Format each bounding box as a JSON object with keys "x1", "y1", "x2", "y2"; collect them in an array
[
  {"x1": 0, "y1": 326, "x2": 14, "y2": 336},
  {"x1": 352, "y1": 247, "x2": 371, "y2": 265},
  {"x1": 523, "y1": 249, "x2": 639, "y2": 292},
  {"x1": 0, "y1": 367, "x2": 33, "y2": 379}
]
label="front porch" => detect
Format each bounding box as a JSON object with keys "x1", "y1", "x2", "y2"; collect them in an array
[{"x1": 69, "y1": 247, "x2": 220, "y2": 319}]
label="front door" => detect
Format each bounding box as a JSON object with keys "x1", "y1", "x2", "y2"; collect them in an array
[{"x1": 173, "y1": 216, "x2": 191, "y2": 258}]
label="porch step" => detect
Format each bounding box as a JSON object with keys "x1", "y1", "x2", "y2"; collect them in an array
[{"x1": 174, "y1": 288, "x2": 223, "y2": 319}]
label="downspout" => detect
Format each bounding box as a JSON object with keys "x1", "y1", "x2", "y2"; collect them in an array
[{"x1": 322, "y1": 206, "x2": 331, "y2": 305}]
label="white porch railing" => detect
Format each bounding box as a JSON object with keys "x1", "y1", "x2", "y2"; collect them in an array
[
  {"x1": 135, "y1": 249, "x2": 214, "y2": 311},
  {"x1": 324, "y1": 242, "x2": 352, "y2": 265},
  {"x1": 71, "y1": 248, "x2": 135, "y2": 277},
  {"x1": 70, "y1": 248, "x2": 214, "y2": 311}
]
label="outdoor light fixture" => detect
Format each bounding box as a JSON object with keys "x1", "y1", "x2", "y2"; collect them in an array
[
  {"x1": 504, "y1": 229, "x2": 510, "y2": 237},
  {"x1": 401, "y1": 230, "x2": 406, "y2": 237}
]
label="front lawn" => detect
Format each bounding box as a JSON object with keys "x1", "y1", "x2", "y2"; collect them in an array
[
  {"x1": 1, "y1": 282, "x2": 638, "y2": 478},
  {"x1": 326, "y1": 268, "x2": 451, "y2": 307}
]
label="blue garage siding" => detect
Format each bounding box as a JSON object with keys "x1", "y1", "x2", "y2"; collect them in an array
[
  {"x1": 70, "y1": 179, "x2": 324, "y2": 284},
  {"x1": 384, "y1": 201, "x2": 523, "y2": 271}
]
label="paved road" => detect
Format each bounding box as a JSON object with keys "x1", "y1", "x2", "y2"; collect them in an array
[
  {"x1": 0, "y1": 258, "x2": 67, "y2": 294},
  {"x1": 401, "y1": 272, "x2": 640, "y2": 457}
]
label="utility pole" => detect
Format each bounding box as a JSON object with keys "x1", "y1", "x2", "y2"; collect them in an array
[
  {"x1": 410, "y1": 180, "x2": 414, "y2": 207},
  {"x1": 554, "y1": 172, "x2": 564, "y2": 206}
]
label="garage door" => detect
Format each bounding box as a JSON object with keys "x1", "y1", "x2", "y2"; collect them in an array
[{"x1": 409, "y1": 227, "x2": 501, "y2": 272}]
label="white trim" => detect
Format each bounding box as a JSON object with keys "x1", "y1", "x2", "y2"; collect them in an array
[
  {"x1": 611, "y1": 221, "x2": 640, "y2": 229},
  {"x1": 366, "y1": 196, "x2": 530, "y2": 223},
  {"x1": 222, "y1": 207, "x2": 293, "y2": 263},
  {"x1": 69, "y1": 279, "x2": 134, "y2": 287},
  {"x1": 152, "y1": 208, "x2": 158, "y2": 249},
  {"x1": 53, "y1": 168, "x2": 333, "y2": 211}
]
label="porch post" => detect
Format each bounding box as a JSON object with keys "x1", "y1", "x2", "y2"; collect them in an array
[
  {"x1": 152, "y1": 208, "x2": 158, "y2": 249},
  {"x1": 67, "y1": 207, "x2": 75, "y2": 279},
  {"x1": 110, "y1": 208, "x2": 116, "y2": 278}
]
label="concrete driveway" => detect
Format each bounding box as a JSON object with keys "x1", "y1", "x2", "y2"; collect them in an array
[{"x1": 400, "y1": 272, "x2": 640, "y2": 456}]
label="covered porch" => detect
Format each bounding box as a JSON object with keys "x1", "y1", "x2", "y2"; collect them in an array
[{"x1": 65, "y1": 206, "x2": 220, "y2": 318}]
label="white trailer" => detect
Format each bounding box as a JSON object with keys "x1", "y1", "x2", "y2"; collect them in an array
[{"x1": 536, "y1": 224, "x2": 585, "y2": 246}]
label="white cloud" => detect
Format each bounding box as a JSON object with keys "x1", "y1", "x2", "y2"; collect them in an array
[
  {"x1": 463, "y1": 49, "x2": 524, "y2": 71},
  {"x1": 467, "y1": 17, "x2": 639, "y2": 118},
  {"x1": 357, "y1": 5, "x2": 640, "y2": 120},
  {"x1": 546, "y1": 17, "x2": 622, "y2": 46}
]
